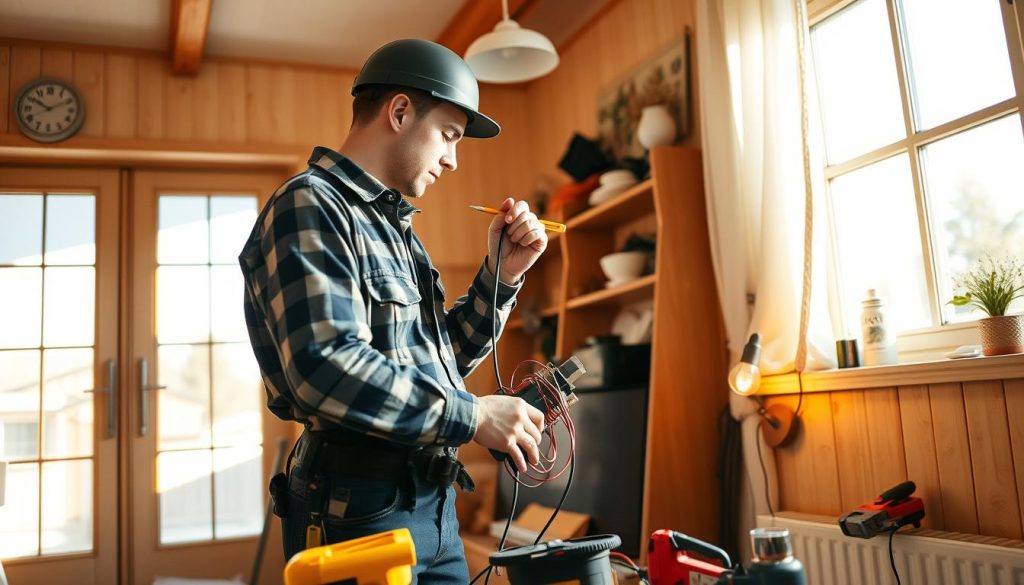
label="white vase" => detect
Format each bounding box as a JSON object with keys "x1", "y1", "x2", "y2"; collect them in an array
[{"x1": 637, "y1": 105, "x2": 677, "y2": 149}]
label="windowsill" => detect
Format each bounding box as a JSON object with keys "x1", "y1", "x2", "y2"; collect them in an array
[{"x1": 759, "y1": 351, "x2": 1024, "y2": 395}]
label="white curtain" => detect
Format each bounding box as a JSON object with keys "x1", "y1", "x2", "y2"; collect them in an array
[{"x1": 696, "y1": 0, "x2": 836, "y2": 562}]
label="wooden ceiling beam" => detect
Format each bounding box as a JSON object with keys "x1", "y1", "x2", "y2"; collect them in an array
[
  {"x1": 170, "y1": 0, "x2": 213, "y2": 76},
  {"x1": 435, "y1": 0, "x2": 540, "y2": 58}
]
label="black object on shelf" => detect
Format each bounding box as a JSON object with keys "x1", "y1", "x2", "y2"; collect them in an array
[
  {"x1": 558, "y1": 133, "x2": 611, "y2": 183},
  {"x1": 573, "y1": 335, "x2": 651, "y2": 390}
]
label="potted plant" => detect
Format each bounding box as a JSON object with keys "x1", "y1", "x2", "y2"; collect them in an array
[{"x1": 949, "y1": 255, "x2": 1024, "y2": 356}]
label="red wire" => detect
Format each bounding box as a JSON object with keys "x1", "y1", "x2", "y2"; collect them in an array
[{"x1": 501, "y1": 360, "x2": 577, "y2": 487}]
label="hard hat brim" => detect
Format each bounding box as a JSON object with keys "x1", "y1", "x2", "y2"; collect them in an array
[{"x1": 426, "y1": 90, "x2": 499, "y2": 138}]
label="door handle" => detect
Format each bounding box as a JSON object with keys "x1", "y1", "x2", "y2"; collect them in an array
[
  {"x1": 138, "y1": 357, "x2": 167, "y2": 437},
  {"x1": 83, "y1": 359, "x2": 117, "y2": 439}
]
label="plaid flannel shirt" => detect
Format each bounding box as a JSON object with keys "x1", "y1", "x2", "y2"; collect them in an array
[{"x1": 239, "y1": 147, "x2": 522, "y2": 446}]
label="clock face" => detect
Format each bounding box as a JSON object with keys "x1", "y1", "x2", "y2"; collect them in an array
[{"x1": 14, "y1": 78, "x2": 86, "y2": 143}]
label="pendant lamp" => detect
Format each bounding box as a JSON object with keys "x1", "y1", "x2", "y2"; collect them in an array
[{"x1": 464, "y1": 0, "x2": 559, "y2": 83}]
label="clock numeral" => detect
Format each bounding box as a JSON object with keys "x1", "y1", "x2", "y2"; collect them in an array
[
  {"x1": 60, "y1": 88, "x2": 66, "y2": 98},
  {"x1": 35, "y1": 121, "x2": 41, "y2": 130},
  {"x1": 46, "y1": 123, "x2": 51, "y2": 132},
  {"x1": 65, "y1": 116, "x2": 72, "y2": 123},
  {"x1": 27, "y1": 114, "x2": 34, "y2": 123},
  {"x1": 23, "y1": 105, "x2": 31, "y2": 112},
  {"x1": 69, "y1": 108, "x2": 76, "y2": 114},
  {"x1": 35, "y1": 88, "x2": 44, "y2": 98},
  {"x1": 57, "y1": 123, "x2": 64, "y2": 131},
  {"x1": 46, "y1": 86, "x2": 55, "y2": 95}
]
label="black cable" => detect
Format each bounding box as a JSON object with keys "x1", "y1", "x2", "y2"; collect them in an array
[
  {"x1": 471, "y1": 473, "x2": 519, "y2": 585},
  {"x1": 755, "y1": 417, "x2": 775, "y2": 518},
  {"x1": 491, "y1": 224, "x2": 507, "y2": 391},
  {"x1": 534, "y1": 454, "x2": 575, "y2": 545},
  {"x1": 888, "y1": 526, "x2": 901, "y2": 585}
]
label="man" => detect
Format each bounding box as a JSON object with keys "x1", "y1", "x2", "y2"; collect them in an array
[{"x1": 239, "y1": 39, "x2": 548, "y2": 582}]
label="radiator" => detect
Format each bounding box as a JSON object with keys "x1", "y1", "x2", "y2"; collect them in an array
[{"x1": 758, "y1": 514, "x2": 1024, "y2": 585}]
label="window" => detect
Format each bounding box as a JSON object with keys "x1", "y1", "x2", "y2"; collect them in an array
[{"x1": 809, "y1": 0, "x2": 1024, "y2": 357}]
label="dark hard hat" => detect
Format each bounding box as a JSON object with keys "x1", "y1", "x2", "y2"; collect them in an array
[{"x1": 353, "y1": 38, "x2": 500, "y2": 139}]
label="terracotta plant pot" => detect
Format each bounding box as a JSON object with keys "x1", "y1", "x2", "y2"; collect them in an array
[{"x1": 978, "y1": 314, "x2": 1024, "y2": 356}]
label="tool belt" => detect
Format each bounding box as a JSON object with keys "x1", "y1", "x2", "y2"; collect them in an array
[{"x1": 270, "y1": 430, "x2": 475, "y2": 519}]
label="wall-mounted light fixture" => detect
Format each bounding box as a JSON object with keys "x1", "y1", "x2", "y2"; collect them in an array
[
  {"x1": 729, "y1": 333, "x2": 797, "y2": 447},
  {"x1": 464, "y1": 0, "x2": 559, "y2": 83}
]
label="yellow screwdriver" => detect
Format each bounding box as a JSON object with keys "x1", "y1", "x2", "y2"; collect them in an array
[{"x1": 468, "y1": 205, "x2": 567, "y2": 233}]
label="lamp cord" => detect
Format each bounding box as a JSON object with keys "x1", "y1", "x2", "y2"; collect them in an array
[{"x1": 755, "y1": 416, "x2": 775, "y2": 518}]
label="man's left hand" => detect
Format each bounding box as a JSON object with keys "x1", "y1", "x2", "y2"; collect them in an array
[{"x1": 486, "y1": 197, "x2": 548, "y2": 284}]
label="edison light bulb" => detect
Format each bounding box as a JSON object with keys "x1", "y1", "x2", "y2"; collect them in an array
[
  {"x1": 728, "y1": 333, "x2": 762, "y2": 396},
  {"x1": 728, "y1": 361, "x2": 761, "y2": 396}
]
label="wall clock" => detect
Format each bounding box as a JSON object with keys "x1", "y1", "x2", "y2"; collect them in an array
[{"x1": 14, "y1": 77, "x2": 86, "y2": 143}]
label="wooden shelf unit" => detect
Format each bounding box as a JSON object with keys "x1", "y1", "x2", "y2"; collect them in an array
[{"x1": 494, "y1": 146, "x2": 730, "y2": 557}]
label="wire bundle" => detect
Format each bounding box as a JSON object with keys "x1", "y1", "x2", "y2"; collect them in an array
[{"x1": 499, "y1": 361, "x2": 577, "y2": 487}]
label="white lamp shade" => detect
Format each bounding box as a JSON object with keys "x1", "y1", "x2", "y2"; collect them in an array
[{"x1": 465, "y1": 19, "x2": 559, "y2": 83}]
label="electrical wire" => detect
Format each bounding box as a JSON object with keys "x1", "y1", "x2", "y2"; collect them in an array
[
  {"x1": 888, "y1": 526, "x2": 901, "y2": 585},
  {"x1": 755, "y1": 417, "x2": 775, "y2": 518},
  {"x1": 472, "y1": 219, "x2": 578, "y2": 582}
]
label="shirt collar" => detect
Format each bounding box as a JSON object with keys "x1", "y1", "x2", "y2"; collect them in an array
[{"x1": 307, "y1": 146, "x2": 420, "y2": 218}]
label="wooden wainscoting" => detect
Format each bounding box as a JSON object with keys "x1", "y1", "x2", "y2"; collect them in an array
[{"x1": 764, "y1": 379, "x2": 1024, "y2": 540}]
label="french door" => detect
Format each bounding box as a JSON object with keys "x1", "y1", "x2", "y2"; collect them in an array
[{"x1": 0, "y1": 166, "x2": 293, "y2": 585}]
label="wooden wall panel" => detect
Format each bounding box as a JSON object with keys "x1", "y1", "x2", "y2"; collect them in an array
[
  {"x1": 928, "y1": 382, "x2": 980, "y2": 533},
  {"x1": 772, "y1": 378, "x2": 1024, "y2": 541},
  {"x1": 1004, "y1": 379, "x2": 1024, "y2": 536},
  {"x1": 771, "y1": 392, "x2": 841, "y2": 516},
  {"x1": 897, "y1": 385, "x2": 945, "y2": 529},
  {"x1": 72, "y1": 51, "x2": 104, "y2": 137},
  {"x1": 104, "y1": 54, "x2": 136, "y2": 138},
  {"x1": 830, "y1": 389, "x2": 908, "y2": 513},
  {"x1": 165, "y1": 73, "x2": 193, "y2": 141},
  {"x1": 962, "y1": 380, "x2": 1022, "y2": 539},
  {"x1": 8, "y1": 46, "x2": 41, "y2": 134},
  {"x1": 40, "y1": 48, "x2": 73, "y2": 81},
  {"x1": 136, "y1": 55, "x2": 166, "y2": 139},
  {"x1": 191, "y1": 63, "x2": 218, "y2": 141},
  {"x1": 0, "y1": 46, "x2": 9, "y2": 133},
  {"x1": 216, "y1": 62, "x2": 246, "y2": 142}
]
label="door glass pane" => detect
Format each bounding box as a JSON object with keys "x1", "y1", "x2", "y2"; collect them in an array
[
  {"x1": 811, "y1": 0, "x2": 906, "y2": 163},
  {"x1": 157, "y1": 266, "x2": 210, "y2": 344},
  {"x1": 211, "y1": 266, "x2": 247, "y2": 342},
  {"x1": 210, "y1": 196, "x2": 257, "y2": 264},
  {"x1": 45, "y1": 195, "x2": 96, "y2": 265},
  {"x1": 0, "y1": 194, "x2": 43, "y2": 265},
  {"x1": 42, "y1": 348, "x2": 94, "y2": 458},
  {"x1": 214, "y1": 446, "x2": 263, "y2": 538},
  {"x1": 158, "y1": 449, "x2": 213, "y2": 544},
  {"x1": 922, "y1": 115, "x2": 1024, "y2": 322},
  {"x1": 0, "y1": 350, "x2": 41, "y2": 459},
  {"x1": 41, "y1": 459, "x2": 92, "y2": 554},
  {"x1": 0, "y1": 462, "x2": 40, "y2": 558},
  {"x1": 830, "y1": 154, "x2": 931, "y2": 334},
  {"x1": 43, "y1": 267, "x2": 95, "y2": 347},
  {"x1": 0, "y1": 267, "x2": 43, "y2": 349},
  {"x1": 158, "y1": 344, "x2": 211, "y2": 451},
  {"x1": 158, "y1": 196, "x2": 209, "y2": 265},
  {"x1": 212, "y1": 344, "x2": 262, "y2": 447},
  {"x1": 900, "y1": 0, "x2": 1015, "y2": 130}
]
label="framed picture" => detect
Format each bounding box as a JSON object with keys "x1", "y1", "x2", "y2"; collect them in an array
[{"x1": 597, "y1": 31, "x2": 691, "y2": 162}]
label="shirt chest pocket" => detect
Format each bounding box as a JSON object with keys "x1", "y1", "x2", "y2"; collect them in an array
[{"x1": 365, "y1": 272, "x2": 422, "y2": 364}]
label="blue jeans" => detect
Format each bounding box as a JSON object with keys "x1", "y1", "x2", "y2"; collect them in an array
[{"x1": 281, "y1": 460, "x2": 469, "y2": 584}]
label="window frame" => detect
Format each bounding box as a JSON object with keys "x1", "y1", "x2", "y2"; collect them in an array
[{"x1": 809, "y1": 0, "x2": 1024, "y2": 361}]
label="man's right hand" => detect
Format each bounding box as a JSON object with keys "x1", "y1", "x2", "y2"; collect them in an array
[{"x1": 473, "y1": 394, "x2": 545, "y2": 473}]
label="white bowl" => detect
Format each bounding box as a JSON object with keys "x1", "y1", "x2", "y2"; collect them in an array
[
  {"x1": 589, "y1": 183, "x2": 631, "y2": 206},
  {"x1": 599, "y1": 169, "x2": 637, "y2": 188},
  {"x1": 600, "y1": 251, "x2": 646, "y2": 282}
]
